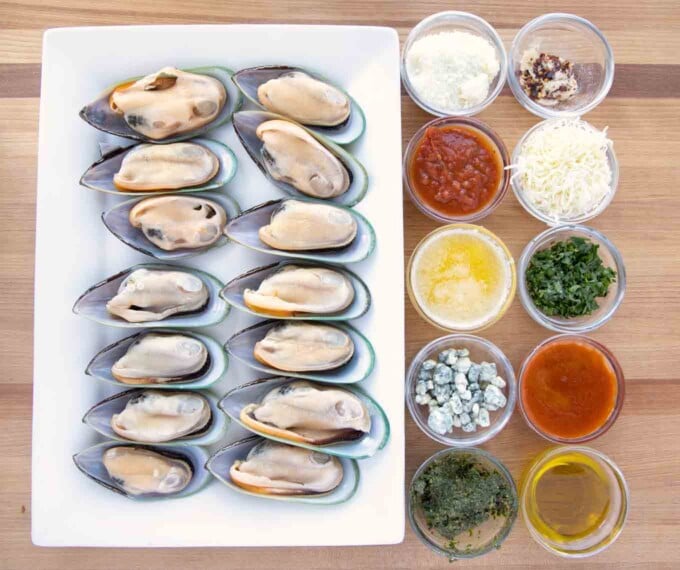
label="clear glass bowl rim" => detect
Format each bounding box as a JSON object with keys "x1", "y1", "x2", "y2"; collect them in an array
[
  {"x1": 400, "y1": 10, "x2": 508, "y2": 117},
  {"x1": 519, "y1": 444, "x2": 630, "y2": 558},
  {"x1": 518, "y1": 224, "x2": 626, "y2": 333},
  {"x1": 510, "y1": 118, "x2": 620, "y2": 226},
  {"x1": 405, "y1": 333, "x2": 517, "y2": 447},
  {"x1": 517, "y1": 333, "x2": 625, "y2": 444},
  {"x1": 403, "y1": 116, "x2": 511, "y2": 224},
  {"x1": 408, "y1": 446, "x2": 519, "y2": 559},
  {"x1": 507, "y1": 12, "x2": 615, "y2": 119},
  {"x1": 406, "y1": 223, "x2": 517, "y2": 333}
]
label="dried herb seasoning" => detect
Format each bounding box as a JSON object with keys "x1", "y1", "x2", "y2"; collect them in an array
[{"x1": 411, "y1": 453, "x2": 514, "y2": 551}]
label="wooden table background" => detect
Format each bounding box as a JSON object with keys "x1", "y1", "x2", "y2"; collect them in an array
[{"x1": 1, "y1": 0, "x2": 679, "y2": 568}]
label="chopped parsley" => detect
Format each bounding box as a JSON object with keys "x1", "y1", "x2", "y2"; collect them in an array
[
  {"x1": 526, "y1": 237, "x2": 616, "y2": 318},
  {"x1": 411, "y1": 454, "x2": 514, "y2": 552}
]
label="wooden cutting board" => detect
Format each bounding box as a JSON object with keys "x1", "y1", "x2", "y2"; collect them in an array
[{"x1": 1, "y1": 0, "x2": 678, "y2": 567}]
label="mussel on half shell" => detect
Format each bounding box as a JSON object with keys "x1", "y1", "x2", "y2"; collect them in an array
[
  {"x1": 80, "y1": 138, "x2": 237, "y2": 196},
  {"x1": 232, "y1": 111, "x2": 368, "y2": 206},
  {"x1": 73, "y1": 442, "x2": 211, "y2": 500},
  {"x1": 257, "y1": 119, "x2": 350, "y2": 199},
  {"x1": 80, "y1": 66, "x2": 242, "y2": 143},
  {"x1": 233, "y1": 66, "x2": 366, "y2": 145}
]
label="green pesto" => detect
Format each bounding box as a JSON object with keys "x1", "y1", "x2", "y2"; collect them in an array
[{"x1": 411, "y1": 453, "x2": 513, "y2": 552}]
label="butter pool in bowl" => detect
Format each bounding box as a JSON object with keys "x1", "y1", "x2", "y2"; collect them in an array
[{"x1": 407, "y1": 224, "x2": 516, "y2": 333}]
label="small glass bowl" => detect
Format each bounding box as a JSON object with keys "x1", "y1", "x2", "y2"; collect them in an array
[
  {"x1": 408, "y1": 447, "x2": 518, "y2": 560},
  {"x1": 518, "y1": 225, "x2": 626, "y2": 333},
  {"x1": 406, "y1": 334, "x2": 516, "y2": 447},
  {"x1": 403, "y1": 116, "x2": 510, "y2": 223},
  {"x1": 511, "y1": 118, "x2": 619, "y2": 225},
  {"x1": 401, "y1": 11, "x2": 507, "y2": 117},
  {"x1": 520, "y1": 446, "x2": 629, "y2": 558},
  {"x1": 518, "y1": 334, "x2": 625, "y2": 444},
  {"x1": 508, "y1": 13, "x2": 614, "y2": 118},
  {"x1": 407, "y1": 224, "x2": 516, "y2": 333}
]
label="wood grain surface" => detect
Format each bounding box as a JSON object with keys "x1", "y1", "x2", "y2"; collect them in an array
[{"x1": 1, "y1": 1, "x2": 679, "y2": 568}]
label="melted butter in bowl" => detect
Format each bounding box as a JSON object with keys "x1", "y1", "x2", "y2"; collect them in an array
[{"x1": 408, "y1": 224, "x2": 516, "y2": 332}]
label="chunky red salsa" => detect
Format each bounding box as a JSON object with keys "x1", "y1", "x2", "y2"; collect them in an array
[{"x1": 409, "y1": 125, "x2": 503, "y2": 216}]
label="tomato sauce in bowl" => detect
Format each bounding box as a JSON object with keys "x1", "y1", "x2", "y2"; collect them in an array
[
  {"x1": 519, "y1": 335, "x2": 624, "y2": 443},
  {"x1": 404, "y1": 117, "x2": 509, "y2": 222}
]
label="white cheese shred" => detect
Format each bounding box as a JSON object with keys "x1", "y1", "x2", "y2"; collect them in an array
[{"x1": 512, "y1": 119, "x2": 613, "y2": 220}]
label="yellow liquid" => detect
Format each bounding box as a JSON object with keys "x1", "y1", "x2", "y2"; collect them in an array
[
  {"x1": 525, "y1": 451, "x2": 613, "y2": 543},
  {"x1": 413, "y1": 230, "x2": 511, "y2": 329}
]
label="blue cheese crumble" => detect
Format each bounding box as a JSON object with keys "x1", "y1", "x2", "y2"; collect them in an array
[{"x1": 415, "y1": 348, "x2": 507, "y2": 435}]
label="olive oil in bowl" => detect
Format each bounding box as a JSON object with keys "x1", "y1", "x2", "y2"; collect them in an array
[{"x1": 520, "y1": 446, "x2": 629, "y2": 558}]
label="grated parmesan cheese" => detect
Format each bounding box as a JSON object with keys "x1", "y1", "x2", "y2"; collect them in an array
[
  {"x1": 512, "y1": 119, "x2": 613, "y2": 220},
  {"x1": 405, "y1": 31, "x2": 500, "y2": 111}
]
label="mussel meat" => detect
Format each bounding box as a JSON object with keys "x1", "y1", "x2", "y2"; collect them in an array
[
  {"x1": 111, "y1": 332, "x2": 209, "y2": 384},
  {"x1": 111, "y1": 391, "x2": 211, "y2": 443},
  {"x1": 129, "y1": 195, "x2": 227, "y2": 251},
  {"x1": 106, "y1": 268, "x2": 209, "y2": 323},
  {"x1": 258, "y1": 199, "x2": 357, "y2": 251},
  {"x1": 243, "y1": 265, "x2": 354, "y2": 316},
  {"x1": 254, "y1": 322, "x2": 354, "y2": 372},
  {"x1": 256, "y1": 120, "x2": 350, "y2": 199},
  {"x1": 257, "y1": 71, "x2": 350, "y2": 127},
  {"x1": 113, "y1": 142, "x2": 219, "y2": 191},
  {"x1": 240, "y1": 380, "x2": 370, "y2": 445},
  {"x1": 109, "y1": 67, "x2": 226, "y2": 140},
  {"x1": 230, "y1": 439, "x2": 343, "y2": 495},
  {"x1": 102, "y1": 446, "x2": 193, "y2": 496}
]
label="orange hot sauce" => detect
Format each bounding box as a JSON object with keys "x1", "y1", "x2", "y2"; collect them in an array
[{"x1": 521, "y1": 339, "x2": 618, "y2": 440}]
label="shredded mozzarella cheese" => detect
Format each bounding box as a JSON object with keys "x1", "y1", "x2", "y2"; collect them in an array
[
  {"x1": 405, "y1": 31, "x2": 500, "y2": 111},
  {"x1": 512, "y1": 119, "x2": 613, "y2": 220}
]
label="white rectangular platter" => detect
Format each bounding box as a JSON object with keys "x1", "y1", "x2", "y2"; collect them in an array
[{"x1": 32, "y1": 25, "x2": 404, "y2": 547}]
